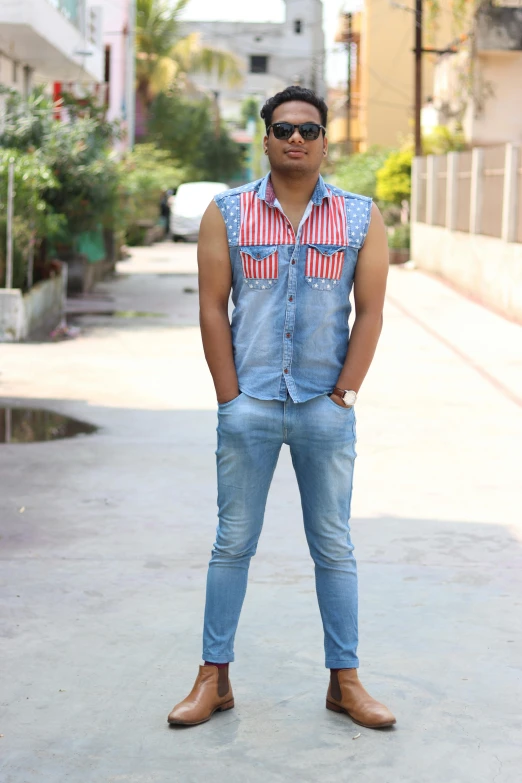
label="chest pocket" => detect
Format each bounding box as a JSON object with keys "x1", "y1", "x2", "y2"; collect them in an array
[
  {"x1": 240, "y1": 245, "x2": 279, "y2": 290},
  {"x1": 305, "y1": 245, "x2": 345, "y2": 291}
]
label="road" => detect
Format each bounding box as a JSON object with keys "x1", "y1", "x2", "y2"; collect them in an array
[{"x1": 1, "y1": 242, "x2": 521, "y2": 782}]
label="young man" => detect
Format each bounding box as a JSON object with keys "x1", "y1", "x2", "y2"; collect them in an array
[{"x1": 168, "y1": 86, "x2": 395, "y2": 730}]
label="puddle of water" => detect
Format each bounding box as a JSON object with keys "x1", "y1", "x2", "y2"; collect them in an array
[{"x1": 0, "y1": 408, "x2": 98, "y2": 444}]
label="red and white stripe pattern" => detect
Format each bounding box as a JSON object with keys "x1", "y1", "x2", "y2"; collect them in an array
[
  {"x1": 240, "y1": 250, "x2": 278, "y2": 279},
  {"x1": 239, "y1": 191, "x2": 348, "y2": 247},
  {"x1": 305, "y1": 248, "x2": 345, "y2": 280},
  {"x1": 300, "y1": 195, "x2": 347, "y2": 245},
  {"x1": 239, "y1": 192, "x2": 290, "y2": 245}
]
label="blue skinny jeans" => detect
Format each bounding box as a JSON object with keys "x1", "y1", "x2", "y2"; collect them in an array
[{"x1": 203, "y1": 391, "x2": 359, "y2": 669}]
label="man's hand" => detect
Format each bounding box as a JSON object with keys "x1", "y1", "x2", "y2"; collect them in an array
[
  {"x1": 217, "y1": 391, "x2": 241, "y2": 405},
  {"x1": 329, "y1": 393, "x2": 352, "y2": 408}
]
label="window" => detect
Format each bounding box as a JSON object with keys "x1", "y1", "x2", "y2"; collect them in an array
[
  {"x1": 294, "y1": 20, "x2": 303, "y2": 34},
  {"x1": 250, "y1": 55, "x2": 268, "y2": 74},
  {"x1": 12, "y1": 61, "x2": 18, "y2": 84}
]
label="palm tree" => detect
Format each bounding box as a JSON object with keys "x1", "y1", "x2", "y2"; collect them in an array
[{"x1": 136, "y1": 0, "x2": 242, "y2": 119}]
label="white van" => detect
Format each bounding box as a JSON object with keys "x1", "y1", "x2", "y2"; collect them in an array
[{"x1": 169, "y1": 181, "x2": 228, "y2": 241}]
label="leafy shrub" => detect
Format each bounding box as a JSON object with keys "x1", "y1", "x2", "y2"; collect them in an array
[
  {"x1": 376, "y1": 148, "x2": 413, "y2": 206},
  {"x1": 387, "y1": 223, "x2": 410, "y2": 249},
  {"x1": 0, "y1": 149, "x2": 62, "y2": 288},
  {"x1": 375, "y1": 126, "x2": 467, "y2": 207},
  {"x1": 116, "y1": 143, "x2": 186, "y2": 241},
  {"x1": 0, "y1": 87, "x2": 121, "y2": 278},
  {"x1": 331, "y1": 147, "x2": 390, "y2": 200}
]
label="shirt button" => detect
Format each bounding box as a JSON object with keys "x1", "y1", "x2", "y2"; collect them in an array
[
  {"x1": 284, "y1": 368, "x2": 289, "y2": 374},
  {"x1": 291, "y1": 260, "x2": 295, "y2": 265},
  {"x1": 286, "y1": 333, "x2": 291, "y2": 338},
  {"x1": 288, "y1": 296, "x2": 293, "y2": 302}
]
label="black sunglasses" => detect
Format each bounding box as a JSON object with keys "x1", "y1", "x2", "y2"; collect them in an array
[{"x1": 268, "y1": 122, "x2": 326, "y2": 141}]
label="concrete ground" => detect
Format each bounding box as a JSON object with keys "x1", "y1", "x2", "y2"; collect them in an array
[{"x1": 1, "y1": 242, "x2": 521, "y2": 783}]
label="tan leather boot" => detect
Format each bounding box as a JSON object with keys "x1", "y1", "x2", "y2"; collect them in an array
[
  {"x1": 326, "y1": 669, "x2": 396, "y2": 729},
  {"x1": 167, "y1": 665, "x2": 234, "y2": 726}
]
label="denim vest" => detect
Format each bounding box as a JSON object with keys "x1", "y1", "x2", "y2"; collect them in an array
[{"x1": 214, "y1": 173, "x2": 372, "y2": 403}]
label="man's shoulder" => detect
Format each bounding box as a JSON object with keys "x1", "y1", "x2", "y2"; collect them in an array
[
  {"x1": 325, "y1": 182, "x2": 372, "y2": 205},
  {"x1": 214, "y1": 179, "x2": 264, "y2": 203}
]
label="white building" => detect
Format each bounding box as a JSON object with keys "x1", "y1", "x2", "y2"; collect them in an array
[
  {"x1": 0, "y1": 0, "x2": 135, "y2": 149},
  {"x1": 181, "y1": 0, "x2": 325, "y2": 124},
  {"x1": 0, "y1": 1, "x2": 104, "y2": 98}
]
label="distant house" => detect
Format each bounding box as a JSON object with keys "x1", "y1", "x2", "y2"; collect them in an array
[
  {"x1": 423, "y1": 3, "x2": 522, "y2": 146},
  {"x1": 180, "y1": 0, "x2": 325, "y2": 124}
]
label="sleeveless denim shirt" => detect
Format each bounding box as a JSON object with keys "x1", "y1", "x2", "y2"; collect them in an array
[{"x1": 214, "y1": 173, "x2": 372, "y2": 403}]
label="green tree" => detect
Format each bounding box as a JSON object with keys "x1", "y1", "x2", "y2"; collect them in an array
[
  {"x1": 146, "y1": 90, "x2": 213, "y2": 163},
  {"x1": 136, "y1": 0, "x2": 242, "y2": 133},
  {"x1": 240, "y1": 96, "x2": 260, "y2": 128},
  {"x1": 146, "y1": 90, "x2": 243, "y2": 182},
  {"x1": 192, "y1": 126, "x2": 245, "y2": 183}
]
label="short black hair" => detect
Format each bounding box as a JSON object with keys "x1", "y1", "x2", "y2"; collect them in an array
[{"x1": 260, "y1": 86, "x2": 328, "y2": 130}]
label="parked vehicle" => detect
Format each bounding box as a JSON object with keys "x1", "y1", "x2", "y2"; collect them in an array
[{"x1": 169, "y1": 181, "x2": 228, "y2": 241}]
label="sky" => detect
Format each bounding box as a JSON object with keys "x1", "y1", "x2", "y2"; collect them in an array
[{"x1": 180, "y1": 0, "x2": 362, "y2": 88}]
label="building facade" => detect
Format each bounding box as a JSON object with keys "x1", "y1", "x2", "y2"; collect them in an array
[
  {"x1": 180, "y1": 0, "x2": 325, "y2": 124},
  {"x1": 426, "y1": 4, "x2": 522, "y2": 146},
  {"x1": 0, "y1": 0, "x2": 135, "y2": 149},
  {"x1": 101, "y1": 0, "x2": 136, "y2": 150},
  {"x1": 330, "y1": 1, "x2": 453, "y2": 152},
  {"x1": 0, "y1": 0, "x2": 104, "y2": 99}
]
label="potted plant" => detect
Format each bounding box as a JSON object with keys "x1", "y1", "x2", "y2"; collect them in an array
[{"x1": 387, "y1": 224, "x2": 410, "y2": 265}]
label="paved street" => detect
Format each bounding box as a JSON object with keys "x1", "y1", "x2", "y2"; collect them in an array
[{"x1": 1, "y1": 242, "x2": 521, "y2": 783}]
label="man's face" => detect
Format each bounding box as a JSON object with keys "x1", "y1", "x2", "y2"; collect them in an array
[{"x1": 264, "y1": 100, "x2": 328, "y2": 176}]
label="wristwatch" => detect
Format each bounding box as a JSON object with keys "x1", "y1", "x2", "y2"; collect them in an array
[{"x1": 333, "y1": 387, "x2": 358, "y2": 407}]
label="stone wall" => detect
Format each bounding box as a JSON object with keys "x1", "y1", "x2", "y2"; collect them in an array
[
  {"x1": 411, "y1": 223, "x2": 522, "y2": 322},
  {"x1": 0, "y1": 272, "x2": 64, "y2": 342}
]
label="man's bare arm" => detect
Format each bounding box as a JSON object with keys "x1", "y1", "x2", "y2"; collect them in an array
[
  {"x1": 198, "y1": 201, "x2": 239, "y2": 404},
  {"x1": 335, "y1": 202, "x2": 389, "y2": 395}
]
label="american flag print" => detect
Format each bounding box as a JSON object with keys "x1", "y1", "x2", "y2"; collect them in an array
[
  {"x1": 239, "y1": 192, "x2": 290, "y2": 245},
  {"x1": 305, "y1": 247, "x2": 345, "y2": 281},
  {"x1": 238, "y1": 190, "x2": 348, "y2": 247},
  {"x1": 240, "y1": 249, "x2": 279, "y2": 280},
  {"x1": 300, "y1": 195, "x2": 348, "y2": 245}
]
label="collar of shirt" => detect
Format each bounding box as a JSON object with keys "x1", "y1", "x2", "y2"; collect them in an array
[{"x1": 257, "y1": 173, "x2": 332, "y2": 208}]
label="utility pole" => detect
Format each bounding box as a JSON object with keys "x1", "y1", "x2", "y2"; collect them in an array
[
  {"x1": 346, "y1": 12, "x2": 352, "y2": 155},
  {"x1": 414, "y1": 0, "x2": 423, "y2": 157},
  {"x1": 6, "y1": 160, "x2": 14, "y2": 289}
]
